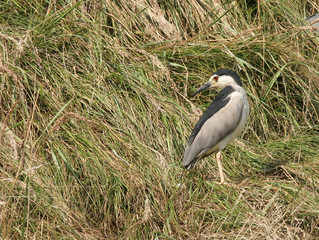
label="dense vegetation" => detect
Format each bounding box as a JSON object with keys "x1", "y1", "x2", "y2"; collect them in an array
[{"x1": 1, "y1": 0, "x2": 319, "y2": 239}]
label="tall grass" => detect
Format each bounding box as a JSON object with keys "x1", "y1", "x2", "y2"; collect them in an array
[{"x1": 0, "y1": 0, "x2": 319, "y2": 239}]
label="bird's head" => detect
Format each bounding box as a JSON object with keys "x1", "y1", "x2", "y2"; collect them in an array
[{"x1": 193, "y1": 68, "x2": 242, "y2": 96}]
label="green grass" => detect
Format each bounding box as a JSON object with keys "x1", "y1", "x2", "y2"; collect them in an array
[{"x1": 1, "y1": 0, "x2": 319, "y2": 239}]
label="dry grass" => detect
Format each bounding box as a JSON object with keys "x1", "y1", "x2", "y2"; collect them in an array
[{"x1": 0, "y1": 0, "x2": 319, "y2": 239}]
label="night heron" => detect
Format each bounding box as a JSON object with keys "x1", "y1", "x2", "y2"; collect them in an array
[{"x1": 183, "y1": 68, "x2": 249, "y2": 184}]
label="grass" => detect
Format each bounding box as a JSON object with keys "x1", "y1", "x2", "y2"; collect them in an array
[{"x1": 0, "y1": 0, "x2": 319, "y2": 239}]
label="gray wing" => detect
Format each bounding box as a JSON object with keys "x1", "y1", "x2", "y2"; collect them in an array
[
  {"x1": 187, "y1": 86, "x2": 235, "y2": 145},
  {"x1": 183, "y1": 92, "x2": 244, "y2": 168}
]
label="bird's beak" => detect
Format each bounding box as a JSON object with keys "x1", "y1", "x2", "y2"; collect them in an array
[{"x1": 193, "y1": 82, "x2": 211, "y2": 96}]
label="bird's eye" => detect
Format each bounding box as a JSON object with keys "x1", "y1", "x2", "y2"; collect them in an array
[{"x1": 213, "y1": 76, "x2": 219, "y2": 81}]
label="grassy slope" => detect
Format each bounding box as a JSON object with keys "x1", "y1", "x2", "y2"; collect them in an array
[{"x1": 0, "y1": 0, "x2": 319, "y2": 239}]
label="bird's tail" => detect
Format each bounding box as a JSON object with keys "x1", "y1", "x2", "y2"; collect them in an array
[{"x1": 183, "y1": 157, "x2": 199, "y2": 170}]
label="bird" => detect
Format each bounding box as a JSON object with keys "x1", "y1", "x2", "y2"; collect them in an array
[
  {"x1": 183, "y1": 68, "x2": 249, "y2": 184},
  {"x1": 305, "y1": 14, "x2": 319, "y2": 32}
]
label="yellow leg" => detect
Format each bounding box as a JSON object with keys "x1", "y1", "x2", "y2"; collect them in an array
[{"x1": 216, "y1": 150, "x2": 225, "y2": 184}]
